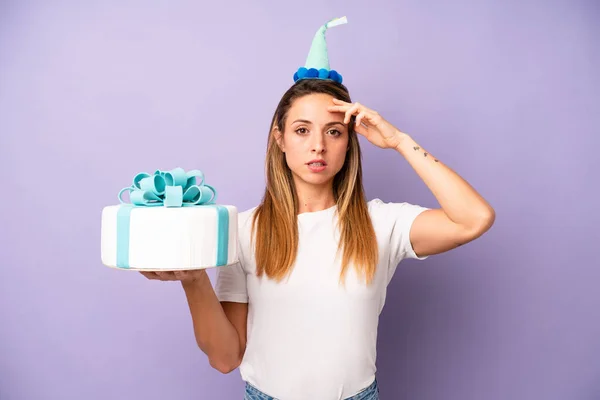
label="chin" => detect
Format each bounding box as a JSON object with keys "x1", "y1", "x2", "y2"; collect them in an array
[
  {"x1": 293, "y1": 171, "x2": 334, "y2": 187},
  {"x1": 305, "y1": 178, "x2": 332, "y2": 186},
  {"x1": 305, "y1": 173, "x2": 337, "y2": 186}
]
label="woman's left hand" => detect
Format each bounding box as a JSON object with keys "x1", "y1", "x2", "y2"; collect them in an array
[{"x1": 328, "y1": 98, "x2": 406, "y2": 150}]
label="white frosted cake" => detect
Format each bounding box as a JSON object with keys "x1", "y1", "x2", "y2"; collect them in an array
[{"x1": 100, "y1": 168, "x2": 238, "y2": 271}]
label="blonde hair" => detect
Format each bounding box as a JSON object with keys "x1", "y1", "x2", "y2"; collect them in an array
[{"x1": 251, "y1": 79, "x2": 378, "y2": 285}]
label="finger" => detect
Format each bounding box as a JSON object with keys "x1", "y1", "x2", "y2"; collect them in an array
[
  {"x1": 354, "y1": 121, "x2": 368, "y2": 136},
  {"x1": 327, "y1": 105, "x2": 350, "y2": 112},
  {"x1": 173, "y1": 270, "x2": 190, "y2": 281},
  {"x1": 172, "y1": 270, "x2": 183, "y2": 279},
  {"x1": 334, "y1": 98, "x2": 376, "y2": 115},
  {"x1": 140, "y1": 271, "x2": 158, "y2": 280},
  {"x1": 155, "y1": 271, "x2": 176, "y2": 281},
  {"x1": 354, "y1": 101, "x2": 378, "y2": 118},
  {"x1": 345, "y1": 103, "x2": 361, "y2": 124},
  {"x1": 355, "y1": 111, "x2": 366, "y2": 128}
]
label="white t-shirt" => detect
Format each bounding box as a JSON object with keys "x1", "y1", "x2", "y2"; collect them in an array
[{"x1": 215, "y1": 198, "x2": 429, "y2": 400}]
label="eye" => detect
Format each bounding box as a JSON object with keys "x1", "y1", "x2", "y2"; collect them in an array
[
  {"x1": 295, "y1": 127, "x2": 308, "y2": 135},
  {"x1": 327, "y1": 129, "x2": 342, "y2": 137}
]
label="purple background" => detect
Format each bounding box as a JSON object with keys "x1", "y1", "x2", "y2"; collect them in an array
[{"x1": 1, "y1": 1, "x2": 598, "y2": 399}]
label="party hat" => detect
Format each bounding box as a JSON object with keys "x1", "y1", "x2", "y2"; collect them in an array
[{"x1": 293, "y1": 16, "x2": 347, "y2": 84}]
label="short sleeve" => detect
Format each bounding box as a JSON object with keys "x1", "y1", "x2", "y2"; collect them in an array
[
  {"x1": 214, "y1": 208, "x2": 254, "y2": 303},
  {"x1": 370, "y1": 198, "x2": 430, "y2": 269},
  {"x1": 215, "y1": 258, "x2": 248, "y2": 303}
]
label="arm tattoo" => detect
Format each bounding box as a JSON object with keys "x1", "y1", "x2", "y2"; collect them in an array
[{"x1": 413, "y1": 145, "x2": 439, "y2": 162}]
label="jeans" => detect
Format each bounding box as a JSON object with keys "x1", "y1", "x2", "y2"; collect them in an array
[{"x1": 244, "y1": 378, "x2": 379, "y2": 400}]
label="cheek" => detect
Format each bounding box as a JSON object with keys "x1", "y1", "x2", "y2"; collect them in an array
[
  {"x1": 282, "y1": 137, "x2": 304, "y2": 166},
  {"x1": 283, "y1": 135, "x2": 306, "y2": 156},
  {"x1": 330, "y1": 139, "x2": 349, "y2": 164}
]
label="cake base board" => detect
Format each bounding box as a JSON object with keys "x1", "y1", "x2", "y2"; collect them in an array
[{"x1": 103, "y1": 262, "x2": 238, "y2": 272}]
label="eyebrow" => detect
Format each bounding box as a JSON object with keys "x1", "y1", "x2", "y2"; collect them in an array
[{"x1": 291, "y1": 119, "x2": 345, "y2": 128}]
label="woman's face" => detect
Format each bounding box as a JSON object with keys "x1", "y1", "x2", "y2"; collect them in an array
[{"x1": 276, "y1": 93, "x2": 350, "y2": 190}]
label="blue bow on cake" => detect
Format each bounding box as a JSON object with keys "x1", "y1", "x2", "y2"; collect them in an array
[
  {"x1": 118, "y1": 167, "x2": 217, "y2": 207},
  {"x1": 114, "y1": 168, "x2": 229, "y2": 269}
]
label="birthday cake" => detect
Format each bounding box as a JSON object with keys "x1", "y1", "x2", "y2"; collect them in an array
[{"x1": 101, "y1": 168, "x2": 238, "y2": 271}]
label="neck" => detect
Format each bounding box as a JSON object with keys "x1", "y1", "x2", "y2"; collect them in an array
[{"x1": 293, "y1": 178, "x2": 336, "y2": 214}]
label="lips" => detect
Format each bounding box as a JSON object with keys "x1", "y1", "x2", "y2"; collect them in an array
[
  {"x1": 306, "y1": 159, "x2": 327, "y2": 166},
  {"x1": 306, "y1": 159, "x2": 327, "y2": 173}
]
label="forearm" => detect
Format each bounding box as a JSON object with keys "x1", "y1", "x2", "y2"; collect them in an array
[
  {"x1": 181, "y1": 273, "x2": 241, "y2": 371},
  {"x1": 394, "y1": 133, "x2": 495, "y2": 230}
]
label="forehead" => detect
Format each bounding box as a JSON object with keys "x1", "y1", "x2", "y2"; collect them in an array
[{"x1": 287, "y1": 93, "x2": 344, "y2": 123}]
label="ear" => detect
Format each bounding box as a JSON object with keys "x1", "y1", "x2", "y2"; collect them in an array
[{"x1": 274, "y1": 127, "x2": 285, "y2": 152}]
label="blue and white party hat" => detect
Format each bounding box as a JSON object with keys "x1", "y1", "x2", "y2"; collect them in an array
[{"x1": 293, "y1": 16, "x2": 347, "y2": 84}]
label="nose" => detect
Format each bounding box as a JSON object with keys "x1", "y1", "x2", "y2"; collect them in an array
[{"x1": 311, "y1": 132, "x2": 326, "y2": 154}]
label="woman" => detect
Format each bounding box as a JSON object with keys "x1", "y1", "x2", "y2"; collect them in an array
[
  {"x1": 141, "y1": 78, "x2": 495, "y2": 399},
  {"x1": 141, "y1": 18, "x2": 495, "y2": 400}
]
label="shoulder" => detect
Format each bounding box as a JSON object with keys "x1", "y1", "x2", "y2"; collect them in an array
[
  {"x1": 367, "y1": 197, "x2": 428, "y2": 214},
  {"x1": 236, "y1": 206, "x2": 258, "y2": 240},
  {"x1": 238, "y1": 206, "x2": 257, "y2": 224},
  {"x1": 367, "y1": 198, "x2": 430, "y2": 225}
]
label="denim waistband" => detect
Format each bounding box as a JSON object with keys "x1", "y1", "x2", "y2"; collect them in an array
[{"x1": 244, "y1": 378, "x2": 379, "y2": 400}]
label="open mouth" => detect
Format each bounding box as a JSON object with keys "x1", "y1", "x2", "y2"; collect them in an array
[
  {"x1": 306, "y1": 159, "x2": 327, "y2": 167},
  {"x1": 306, "y1": 160, "x2": 327, "y2": 172}
]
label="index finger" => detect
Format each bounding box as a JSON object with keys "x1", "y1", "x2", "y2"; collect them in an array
[{"x1": 327, "y1": 104, "x2": 350, "y2": 112}]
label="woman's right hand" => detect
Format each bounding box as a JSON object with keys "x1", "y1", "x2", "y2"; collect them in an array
[{"x1": 139, "y1": 269, "x2": 209, "y2": 284}]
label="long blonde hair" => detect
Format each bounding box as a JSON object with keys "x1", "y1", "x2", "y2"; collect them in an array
[{"x1": 251, "y1": 79, "x2": 378, "y2": 285}]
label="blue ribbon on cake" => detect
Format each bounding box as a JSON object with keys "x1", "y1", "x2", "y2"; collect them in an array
[{"x1": 116, "y1": 168, "x2": 229, "y2": 269}]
